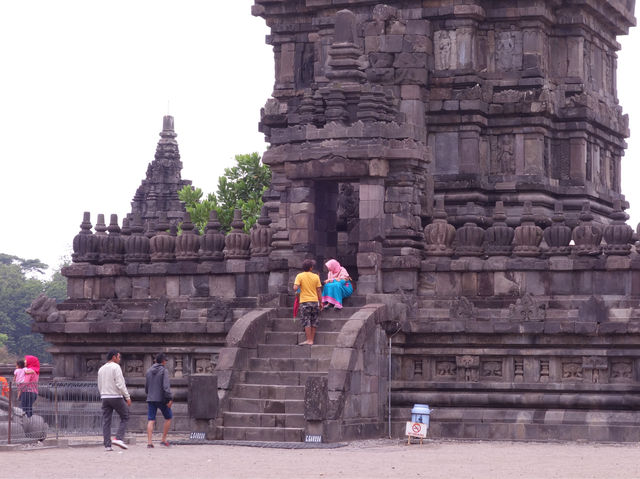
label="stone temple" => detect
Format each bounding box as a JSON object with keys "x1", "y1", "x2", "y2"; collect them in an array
[{"x1": 29, "y1": 0, "x2": 640, "y2": 442}]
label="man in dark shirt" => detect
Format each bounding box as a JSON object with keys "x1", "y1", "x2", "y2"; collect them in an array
[{"x1": 145, "y1": 353, "x2": 173, "y2": 447}]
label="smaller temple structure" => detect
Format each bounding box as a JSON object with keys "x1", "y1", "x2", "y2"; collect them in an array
[{"x1": 130, "y1": 115, "x2": 192, "y2": 234}]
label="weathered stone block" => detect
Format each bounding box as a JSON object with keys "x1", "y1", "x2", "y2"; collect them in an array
[
  {"x1": 166, "y1": 276, "x2": 180, "y2": 298},
  {"x1": 99, "y1": 277, "x2": 115, "y2": 299},
  {"x1": 114, "y1": 277, "x2": 132, "y2": 299},
  {"x1": 493, "y1": 272, "x2": 520, "y2": 296},
  {"x1": 189, "y1": 375, "x2": 218, "y2": 420},
  {"x1": 304, "y1": 376, "x2": 328, "y2": 420},
  {"x1": 365, "y1": 34, "x2": 403, "y2": 53},
  {"x1": 67, "y1": 278, "x2": 84, "y2": 299},
  {"x1": 368, "y1": 52, "x2": 394, "y2": 68},
  {"x1": 395, "y1": 68, "x2": 428, "y2": 84},
  {"x1": 179, "y1": 276, "x2": 195, "y2": 296}
]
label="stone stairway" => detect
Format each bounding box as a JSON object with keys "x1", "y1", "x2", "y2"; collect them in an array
[{"x1": 221, "y1": 306, "x2": 354, "y2": 441}]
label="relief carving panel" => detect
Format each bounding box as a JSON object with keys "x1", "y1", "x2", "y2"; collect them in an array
[{"x1": 435, "y1": 358, "x2": 457, "y2": 378}]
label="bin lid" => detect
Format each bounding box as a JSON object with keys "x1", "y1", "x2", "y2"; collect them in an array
[{"x1": 411, "y1": 403, "x2": 431, "y2": 413}]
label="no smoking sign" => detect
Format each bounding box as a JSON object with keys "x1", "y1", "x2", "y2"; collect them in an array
[{"x1": 405, "y1": 421, "x2": 427, "y2": 438}]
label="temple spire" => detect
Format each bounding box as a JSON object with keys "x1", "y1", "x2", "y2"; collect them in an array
[{"x1": 130, "y1": 115, "x2": 191, "y2": 234}]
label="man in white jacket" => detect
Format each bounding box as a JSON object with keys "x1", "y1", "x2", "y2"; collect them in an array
[{"x1": 97, "y1": 350, "x2": 131, "y2": 451}]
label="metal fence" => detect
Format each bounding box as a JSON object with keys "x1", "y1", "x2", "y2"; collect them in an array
[{"x1": 0, "y1": 381, "x2": 121, "y2": 444}]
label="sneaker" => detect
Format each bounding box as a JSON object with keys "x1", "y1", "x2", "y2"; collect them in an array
[
  {"x1": 147, "y1": 444, "x2": 154, "y2": 448},
  {"x1": 112, "y1": 438, "x2": 128, "y2": 450},
  {"x1": 160, "y1": 441, "x2": 170, "y2": 447},
  {"x1": 105, "y1": 447, "x2": 113, "y2": 452}
]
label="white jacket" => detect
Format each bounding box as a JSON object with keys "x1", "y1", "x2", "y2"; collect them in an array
[{"x1": 97, "y1": 361, "x2": 130, "y2": 400}]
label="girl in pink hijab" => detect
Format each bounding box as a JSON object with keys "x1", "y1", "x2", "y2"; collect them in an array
[
  {"x1": 321, "y1": 259, "x2": 354, "y2": 309},
  {"x1": 22, "y1": 355, "x2": 40, "y2": 417}
]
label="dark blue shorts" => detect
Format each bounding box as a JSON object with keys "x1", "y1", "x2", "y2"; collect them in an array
[{"x1": 147, "y1": 401, "x2": 173, "y2": 421}]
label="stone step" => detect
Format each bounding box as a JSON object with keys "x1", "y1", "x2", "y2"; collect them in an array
[
  {"x1": 275, "y1": 306, "x2": 360, "y2": 319},
  {"x1": 232, "y1": 384, "x2": 305, "y2": 401},
  {"x1": 256, "y1": 343, "x2": 334, "y2": 359},
  {"x1": 270, "y1": 317, "x2": 348, "y2": 332},
  {"x1": 283, "y1": 294, "x2": 366, "y2": 308},
  {"x1": 223, "y1": 411, "x2": 306, "y2": 429},
  {"x1": 248, "y1": 357, "x2": 331, "y2": 372},
  {"x1": 264, "y1": 331, "x2": 340, "y2": 345},
  {"x1": 228, "y1": 397, "x2": 305, "y2": 414},
  {"x1": 244, "y1": 370, "x2": 325, "y2": 386},
  {"x1": 222, "y1": 426, "x2": 304, "y2": 442}
]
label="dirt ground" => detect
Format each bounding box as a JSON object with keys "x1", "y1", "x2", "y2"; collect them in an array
[{"x1": 2, "y1": 436, "x2": 640, "y2": 478}]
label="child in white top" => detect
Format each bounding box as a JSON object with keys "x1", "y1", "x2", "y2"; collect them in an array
[{"x1": 13, "y1": 359, "x2": 26, "y2": 397}]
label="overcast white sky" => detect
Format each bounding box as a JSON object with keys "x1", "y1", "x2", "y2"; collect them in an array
[{"x1": 0, "y1": 1, "x2": 639, "y2": 274}]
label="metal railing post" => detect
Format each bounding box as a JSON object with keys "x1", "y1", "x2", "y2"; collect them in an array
[
  {"x1": 8, "y1": 381, "x2": 12, "y2": 445},
  {"x1": 55, "y1": 383, "x2": 59, "y2": 441}
]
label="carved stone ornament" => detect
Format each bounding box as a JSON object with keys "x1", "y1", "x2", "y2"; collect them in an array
[
  {"x1": 454, "y1": 202, "x2": 485, "y2": 257},
  {"x1": 603, "y1": 199, "x2": 632, "y2": 255},
  {"x1": 224, "y1": 209, "x2": 250, "y2": 259},
  {"x1": 72, "y1": 211, "x2": 99, "y2": 263},
  {"x1": 513, "y1": 201, "x2": 543, "y2": 257},
  {"x1": 456, "y1": 355, "x2": 480, "y2": 382},
  {"x1": 543, "y1": 203, "x2": 572, "y2": 255},
  {"x1": 610, "y1": 361, "x2": 632, "y2": 382},
  {"x1": 435, "y1": 359, "x2": 457, "y2": 377},
  {"x1": 125, "y1": 213, "x2": 151, "y2": 263},
  {"x1": 539, "y1": 359, "x2": 550, "y2": 383},
  {"x1": 150, "y1": 211, "x2": 176, "y2": 262},
  {"x1": 101, "y1": 214, "x2": 125, "y2": 264},
  {"x1": 481, "y1": 360, "x2": 503, "y2": 378},
  {"x1": 509, "y1": 293, "x2": 545, "y2": 321},
  {"x1": 450, "y1": 296, "x2": 476, "y2": 321},
  {"x1": 101, "y1": 299, "x2": 122, "y2": 322},
  {"x1": 514, "y1": 358, "x2": 524, "y2": 382},
  {"x1": 86, "y1": 358, "x2": 102, "y2": 375},
  {"x1": 125, "y1": 359, "x2": 144, "y2": 376},
  {"x1": 424, "y1": 197, "x2": 455, "y2": 256},
  {"x1": 485, "y1": 201, "x2": 514, "y2": 256},
  {"x1": 562, "y1": 362, "x2": 583, "y2": 380},
  {"x1": 27, "y1": 293, "x2": 65, "y2": 323},
  {"x1": 175, "y1": 212, "x2": 200, "y2": 261},
  {"x1": 582, "y1": 356, "x2": 608, "y2": 384},
  {"x1": 250, "y1": 206, "x2": 273, "y2": 257},
  {"x1": 195, "y1": 358, "x2": 215, "y2": 374},
  {"x1": 199, "y1": 210, "x2": 225, "y2": 261},
  {"x1": 207, "y1": 298, "x2": 233, "y2": 322},
  {"x1": 572, "y1": 202, "x2": 603, "y2": 256}
]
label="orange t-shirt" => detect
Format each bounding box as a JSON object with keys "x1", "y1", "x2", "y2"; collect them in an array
[{"x1": 0, "y1": 377, "x2": 9, "y2": 397}]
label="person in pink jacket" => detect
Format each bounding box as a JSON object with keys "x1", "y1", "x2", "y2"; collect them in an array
[{"x1": 21, "y1": 355, "x2": 40, "y2": 417}]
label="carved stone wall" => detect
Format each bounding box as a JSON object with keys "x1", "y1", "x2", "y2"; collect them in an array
[
  {"x1": 254, "y1": 0, "x2": 633, "y2": 230},
  {"x1": 28, "y1": 0, "x2": 639, "y2": 442},
  {"x1": 254, "y1": 0, "x2": 638, "y2": 442}
]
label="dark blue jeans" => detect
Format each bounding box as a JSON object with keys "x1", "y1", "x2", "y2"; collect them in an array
[{"x1": 20, "y1": 391, "x2": 37, "y2": 417}]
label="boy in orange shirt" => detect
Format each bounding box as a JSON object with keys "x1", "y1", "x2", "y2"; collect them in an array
[{"x1": 293, "y1": 259, "x2": 323, "y2": 345}]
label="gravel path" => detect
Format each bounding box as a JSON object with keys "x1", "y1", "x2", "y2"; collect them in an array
[{"x1": 2, "y1": 437, "x2": 640, "y2": 478}]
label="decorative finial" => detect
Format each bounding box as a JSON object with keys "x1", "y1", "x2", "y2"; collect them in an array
[{"x1": 162, "y1": 115, "x2": 174, "y2": 132}]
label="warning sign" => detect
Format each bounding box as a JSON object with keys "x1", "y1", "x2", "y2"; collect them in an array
[{"x1": 405, "y1": 421, "x2": 427, "y2": 438}]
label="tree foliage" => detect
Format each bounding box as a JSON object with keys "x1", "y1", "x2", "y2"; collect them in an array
[
  {"x1": 179, "y1": 152, "x2": 271, "y2": 233},
  {"x1": 0, "y1": 256, "x2": 68, "y2": 363}
]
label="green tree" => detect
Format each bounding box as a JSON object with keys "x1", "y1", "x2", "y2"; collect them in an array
[
  {"x1": 178, "y1": 186, "x2": 218, "y2": 234},
  {"x1": 179, "y1": 152, "x2": 271, "y2": 233},
  {"x1": 0, "y1": 256, "x2": 68, "y2": 363}
]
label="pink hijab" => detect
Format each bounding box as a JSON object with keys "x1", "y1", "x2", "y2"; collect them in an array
[
  {"x1": 325, "y1": 259, "x2": 350, "y2": 281},
  {"x1": 25, "y1": 355, "x2": 40, "y2": 375}
]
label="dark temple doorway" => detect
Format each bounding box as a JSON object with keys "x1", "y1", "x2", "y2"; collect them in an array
[{"x1": 313, "y1": 180, "x2": 359, "y2": 282}]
